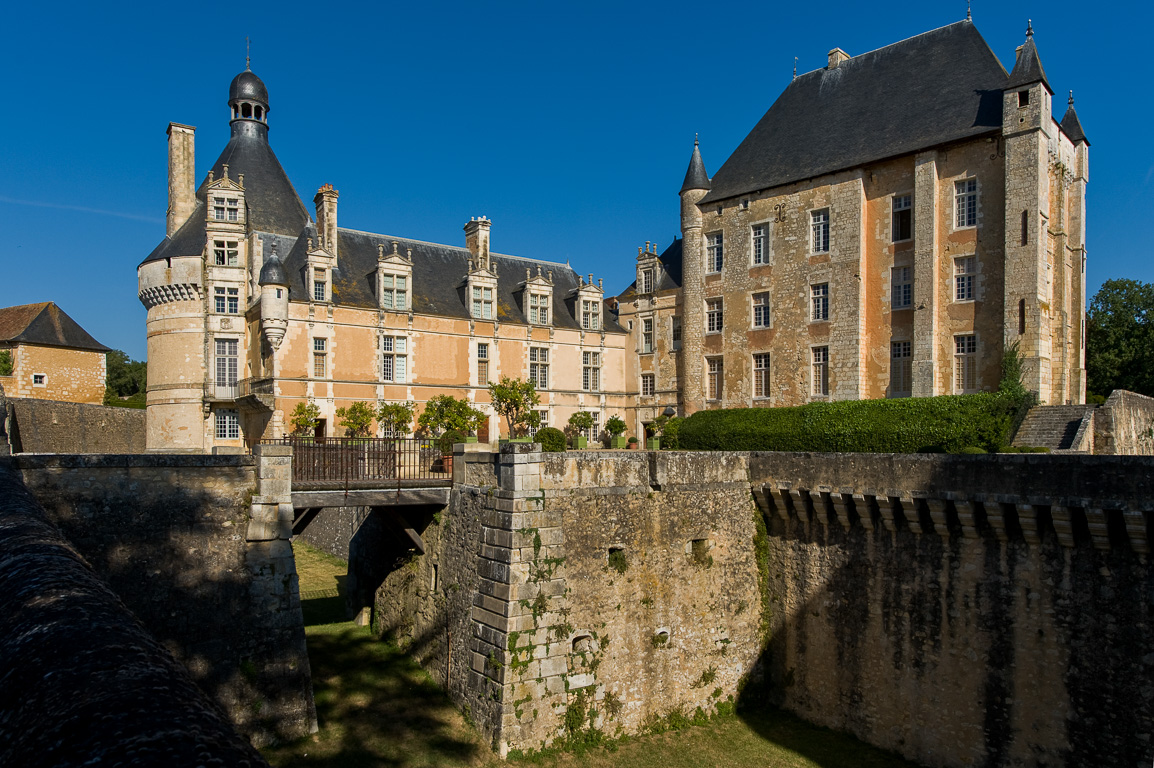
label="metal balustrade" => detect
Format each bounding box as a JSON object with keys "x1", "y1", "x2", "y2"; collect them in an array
[{"x1": 262, "y1": 436, "x2": 449, "y2": 488}]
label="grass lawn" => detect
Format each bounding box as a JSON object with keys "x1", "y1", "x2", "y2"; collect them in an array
[{"x1": 262, "y1": 542, "x2": 924, "y2": 768}]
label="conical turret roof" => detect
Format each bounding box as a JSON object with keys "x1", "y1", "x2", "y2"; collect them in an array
[
  {"x1": 1006, "y1": 22, "x2": 1051, "y2": 92},
  {"x1": 680, "y1": 139, "x2": 710, "y2": 193},
  {"x1": 1060, "y1": 92, "x2": 1089, "y2": 145}
]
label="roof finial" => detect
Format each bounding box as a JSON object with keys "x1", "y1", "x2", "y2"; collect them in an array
[
  {"x1": 694, "y1": 132, "x2": 699, "y2": 147},
  {"x1": 1026, "y1": 19, "x2": 1033, "y2": 38},
  {"x1": 966, "y1": 0, "x2": 971, "y2": 20},
  {"x1": 246, "y1": 36, "x2": 251, "y2": 70},
  {"x1": 793, "y1": 56, "x2": 798, "y2": 78},
  {"x1": 1068, "y1": 89, "x2": 1074, "y2": 106}
]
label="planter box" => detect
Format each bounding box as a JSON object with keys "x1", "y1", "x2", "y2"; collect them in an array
[
  {"x1": 646, "y1": 438, "x2": 661, "y2": 450},
  {"x1": 611, "y1": 436, "x2": 627, "y2": 449},
  {"x1": 573, "y1": 436, "x2": 588, "y2": 449},
  {"x1": 464, "y1": 436, "x2": 478, "y2": 443}
]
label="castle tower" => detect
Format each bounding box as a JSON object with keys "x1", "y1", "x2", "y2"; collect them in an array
[
  {"x1": 1059, "y1": 93, "x2": 1090, "y2": 402},
  {"x1": 679, "y1": 138, "x2": 710, "y2": 413},
  {"x1": 1002, "y1": 22, "x2": 1056, "y2": 402}
]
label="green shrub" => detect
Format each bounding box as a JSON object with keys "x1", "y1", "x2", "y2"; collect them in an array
[
  {"x1": 439, "y1": 429, "x2": 465, "y2": 456},
  {"x1": 662, "y1": 417, "x2": 683, "y2": 449},
  {"x1": 627, "y1": 436, "x2": 638, "y2": 445},
  {"x1": 957, "y1": 446, "x2": 987, "y2": 454},
  {"x1": 536, "y1": 427, "x2": 567, "y2": 452},
  {"x1": 605, "y1": 415, "x2": 627, "y2": 438},
  {"x1": 678, "y1": 393, "x2": 1023, "y2": 454}
]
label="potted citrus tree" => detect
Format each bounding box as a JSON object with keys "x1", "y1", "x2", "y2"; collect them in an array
[
  {"x1": 567, "y1": 411, "x2": 595, "y2": 449},
  {"x1": 605, "y1": 415, "x2": 627, "y2": 449},
  {"x1": 489, "y1": 376, "x2": 540, "y2": 443}
]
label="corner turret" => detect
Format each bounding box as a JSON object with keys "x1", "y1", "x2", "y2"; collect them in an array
[{"x1": 259, "y1": 246, "x2": 289, "y2": 351}]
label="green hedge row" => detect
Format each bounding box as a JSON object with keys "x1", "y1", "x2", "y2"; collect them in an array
[{"x1": 678, "y1": 393, "x2": 1024, "y2": 454}]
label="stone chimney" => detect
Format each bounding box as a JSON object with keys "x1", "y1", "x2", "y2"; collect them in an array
[
  {"x1": 166, "y1": 123, "x2": 196, "y2": 237},
  {"x1": 464, "y1": 217, "x2": 492, "y2": 270},
  {"x1": 314, "y1": 184, "x2": 339, "y2": 257},
  {"x1": 827, "y1": 48, "x2": 850, "y2": 69}
]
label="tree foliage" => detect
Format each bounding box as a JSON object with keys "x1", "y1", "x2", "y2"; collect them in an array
[
  {"x1": 566, "y1": 410, "x2": 595, "y2": 436},
  {"x1": 290, "y1": 402, "x2": 322, "y2": 435},
  {"x1": 0, "y1": 350, "x2": 12, "y2": 377},
  {"x1": 103, "y1": 350, "x2": 147, "y2": 408},
  {"x1": 1087, "y1": 279, "x2": 1154, "y2": 398},
  {"x1": 417, "y1": 394, "x2": 484, "y2": 437},
  {"x1": 488, "y1": 376, "x2": 540, "y2": 437},
  {"x1": 336, "y1": 401, "x2": 376, "y2": 437},
  {"x1": 377, "y1": 400, "x2": 416, "y2": 437},
  {"x1": 605, "y1": 415, "x2": 627, "y2": 438}
]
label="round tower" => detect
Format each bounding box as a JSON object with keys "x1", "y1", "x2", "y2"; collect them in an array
[
  {"x1": 228, "y1": 66, "x2": 270, "y2": 139},
  {"x1": 678, "y1": 138, "x2": 710, "y2": 414},
  {"x1": 259, "y1": 247, "x2": 289, "y2": 351}
]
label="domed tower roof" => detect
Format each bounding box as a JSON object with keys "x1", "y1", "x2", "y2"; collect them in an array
[
  {"x1": 229, "y1": 69, "x2": 269, "y2": 109},
  {"x1": 259, "y1": 250, "x2": 289, "y2": 286}
]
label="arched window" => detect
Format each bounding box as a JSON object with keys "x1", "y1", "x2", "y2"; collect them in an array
[
  {"x1": 255, "y1": 106, "x2": 263, "y2": 120},
  {"x1": 242, "y1": 103, "x2": 252, "y2": 118}
]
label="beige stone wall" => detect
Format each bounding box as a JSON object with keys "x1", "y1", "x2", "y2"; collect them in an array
[{"x1": 5, "y1": 343, "x2": 105, "y2": 404}]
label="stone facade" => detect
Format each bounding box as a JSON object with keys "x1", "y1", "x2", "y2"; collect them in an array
[
  {"x1": 11, "y1": 449, "x2": 316, "y2": 746},
  {"x1": 139, "y1": 72, "x2": 627, "y2": 453},
  {"x1": 614, "y1": 20, "x2": 1088, "y2": 436},
  {"x1": 0, "y1": 343, "x2": 106, "y2": 404},
  {"x1": 5, "y1": 397, "x2": 145, "y2": 453}
]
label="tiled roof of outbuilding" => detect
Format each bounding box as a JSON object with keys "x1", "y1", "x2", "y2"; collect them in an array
[
  {"x1": 0, "y1": 302, "x2": 109, "y2": 352},
  {"x1": 701, "y1": 20, "x2": 1010, "y2": 204}
]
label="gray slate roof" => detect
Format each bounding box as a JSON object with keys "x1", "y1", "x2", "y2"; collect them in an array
[
  {"x1": 700, "y1": 20, "x2": 1010, "y2": 204},
  {"x1": 265, "y1": 227, "x2": 625, "y2": 333},
  {"x1": 680, "y1": 142, "x2": 710, "y2": 193},
  {"x1": 1005, "y1": 34, "x2": 1051, "y2": 92},
  {"x1": 0, "y1": 303, "x2": 109, "y2": 352},
  {"x1": 142, "y1": 123, "x2": 310, "y2": 265},
  {"x1": 1060, "y1": 99, "x2": 1089, "y2": 145}
]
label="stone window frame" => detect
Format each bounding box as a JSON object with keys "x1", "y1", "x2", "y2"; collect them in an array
[
  {"x1": 312, "y1": 337, "x2": 327, "y2": 379},
  {"x1": 641, "y1": 317, "x2": 654, "y2": 354},
  {"x1": 379, "y1": 272, "x2": 410, "y2": 312},
  {"x1": 312, "y1": 267, "x2": 329, "y2": 303},
  {"x1": 954, "y1": 255, "x2": 978, "y2": 303},
  {"x1": 582, "y1": 350, "x2": 601, "y2": 392},
  {"x1": 380, "y1": 334, "x2": 408, "y2": 383},
  {"x1": 810, "y1": 345, "x2": 830, "y2": 398},
  {"x1": 705, "y1": 231, "x2": 724, "y2": 274},
  {"x1": 953, "y1": 334, "x2": 979, "y2": 394},
  {"x1": 752, "y1": 353, "x2": 771, "y2": 399},
  {"x1": 581, "y1": 299, "x2": 601, "y2": 331},
  {"x1": 810, "y1": 208, "x2": 830, "y2": 254},
  {"x1": 890, "y1": 339, "x2": 912, "y2": 397},
  {"x1": 639, "y1": 268, "x2": 654, "y2": 294},
  {"x1": 215, "y1": 337, "x2": 240, "y2": 395},
  {"x1": 891, "y1": 193, "x2": 913, "y2": 243},
  {"x1": 213, "y1": 239, "x2": 240, "y2": 267},
  {"x1": 212, "y1": 195, "x2": 241, "y2": 223},
  {"x1": 214, "y1": 285, "x2": 240, "y2": 315},
  {"x1": 954, "y1": 178, "x2": 978, "y2": 230},
  {"x1": 472, "y1": 285, "x2": 495, "y2": 320},
  {"x1": 671, "y1": 316, "x2": 682, "y2": 351},
  {"x1": 527, "y1": 292, "x2": 550, "y2": 325},
  {"x1": 641, "y1": 373, "x2": 655, "y2": 397},
  {"x1": 751, "y1": 291, "x2": 771, "y2": 329},
  {"x1": 750, "y1": 221, "x2": 771, "y2": 266},
  {"x1": 529, "y1": 346, "x2": 549, "y2": 390},
  {"x1": 476, "y1": 342, "x2": 490, "y2": 386},
  {"x1": 32, "y1": 372, "x2": 46, "y2": 387},
  {"x1": 706, "y1": 357, "x2": 723, "y2": 401},
  {"x1": 891, "y1": 265, "x2": 913, "y2": 310},
  {"x1": 810, "y1": 282, "x2": 830, "y2": 323},
  {"x1": 706, "y1": 298, "x2": 723, "y2": 335}
]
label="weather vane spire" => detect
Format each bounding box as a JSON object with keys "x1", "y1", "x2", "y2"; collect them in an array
[
  {"x1": 1026, "y1": 19, "x2": 1033, "y2": 38},
  {"x1": 966, "y1": 0, "x2": 971, "y2": 20},
  {"x1": 246, "y1": 36, "x2": 251, "y2": 70},
  {"x1": 793, "y1": 56, "x2": 797, "y2": 79}
]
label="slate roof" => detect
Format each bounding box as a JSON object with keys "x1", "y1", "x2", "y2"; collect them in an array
[
  {"x1": 142, "y1": 123, "x2": 310, "y2": 265},
  {"x1": 0, "y1": 303, "x2": 109, "y2": 352},
  {"x1": 681, "y1": 142, "x2": 710, "y2": 193},
  {"x1": 265, "y1": 227, "x2": 626, "y2": 333},
  {"x1": 1005, "y1": 33, "x2": 1051, "y2": 92},
  {"x1": 613, "y1": 238, "x2": 684, "y2": 302},
  {"x1": 700, "y1": 20, "x2": 1010, "y2": 204},
  {"x1": 1060, "y1": 96, "x2": 1089, "y2": 145}
]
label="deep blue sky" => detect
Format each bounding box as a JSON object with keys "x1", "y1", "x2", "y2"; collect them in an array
[{"x1": 2, "y1": 1, "x2": 1148, "y2": 360}]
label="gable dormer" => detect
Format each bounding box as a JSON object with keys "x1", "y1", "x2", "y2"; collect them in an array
[
  {"x1": 520, "y1": 265, "x2": 554, "y2": 325},
  {"x1": 636, "y1": 241, "x2": 661, "y2": 295},
  {"x1": 376, "y1": 241, "x2": 413, "y2": 312},
  {"x1": 464, "y1": 217, "x2": 498, "y2": 320},
  {"x1": 204, "y1": 164, "x2": 247, "y2": 269},
  {"x1": 574, "y1": 274, "x2": 605, "y2": 331},
  {"x1": 305, "y1": 235, "x2": 337, "y2": 304}
]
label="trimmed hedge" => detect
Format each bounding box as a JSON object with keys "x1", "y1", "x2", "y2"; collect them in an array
[
  {"x1": 536, "y1": 427, "x2": 567, "y2": 453},
  {"x1": 678, "y1": 393, "x2": 1023, "y2": 454}
]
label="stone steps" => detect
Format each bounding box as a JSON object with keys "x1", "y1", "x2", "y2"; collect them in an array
[{"x1": 1012, "y1": 405, "x2": 1095, "y2": 450}]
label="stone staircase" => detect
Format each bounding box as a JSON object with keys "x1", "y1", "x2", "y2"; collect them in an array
[{"x1": 1011, "y1": 405, "x2": 1096, "y2": 452}]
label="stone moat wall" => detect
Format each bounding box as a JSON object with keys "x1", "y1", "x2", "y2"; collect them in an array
[
  {"x1": 10, "y1": 449, "x2": 316, "y2": 746},
  {"x1": 4, "y1": 397, "x2": 146, "y2": 454},
  {"x1": 371, "y1": 447, "x2": 1152, "y2": 766}
]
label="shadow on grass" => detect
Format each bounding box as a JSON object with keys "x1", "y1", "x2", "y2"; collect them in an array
[
  {"x1": 736, "y1": 705, "x2": 924, "y2": 768},
  {"x1": 263, "y1": 625, "x2": 485, "y2": 768}
]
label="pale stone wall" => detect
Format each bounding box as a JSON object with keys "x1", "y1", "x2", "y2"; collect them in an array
[
  {"x1": 7, "y1": 398, "x2": 145, "y2": 453},
  {"x1": 5, "y1": 343, "x2": 105, "y2": 404},
  {"x1": 1093, "y1": 389, "x2": 1154, "y2": 455},
  {"x1": 12, "y1": 449, "x2": 316, "y2": 746}
]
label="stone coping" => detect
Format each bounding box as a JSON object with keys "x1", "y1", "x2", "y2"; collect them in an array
[{"x1": 5, "y1": 453, "x2": 256, "y2": 469}]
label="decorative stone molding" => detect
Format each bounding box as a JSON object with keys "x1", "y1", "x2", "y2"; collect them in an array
[{"x1": 138, "y1": 283, "x2": 204, "y2": 308}]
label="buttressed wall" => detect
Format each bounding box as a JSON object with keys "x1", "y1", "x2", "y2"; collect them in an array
[{"x1": 373, "y1": 448, "x2": 1152, "y2": 766}]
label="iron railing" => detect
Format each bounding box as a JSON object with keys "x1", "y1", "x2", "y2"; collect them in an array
[
  {"x1": 215, "y1": 383, "x2": 239, "y2": 400},
  {"x1": 264, "y1": 436, "x2": 449, "y2": 487}
]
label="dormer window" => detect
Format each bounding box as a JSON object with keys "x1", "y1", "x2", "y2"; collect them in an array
[
  {"x1": 380, "y1": 274, "x2": 408, "y2": 311},
  {"x1": 213, "y1": 240, "x2": 239, "y2": 266},
  {"x1": 581, "y1": 300, "x2": 600, "y2": 330},
  {"x1": 313, "y1": 268, "x2": 327, "y2": 302},
  {"x1": 528, "y1": 293, "x2": 549, "y2": 324},
  {"x1": 472, "y1": 286, "x2": 494, "y2": 319},
  {"x1": 641, "y1": 269, "x2": 654, "y2": 294},
  {"x1": 213, "y1": 197, "x2": 239, "y2": 222}
]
